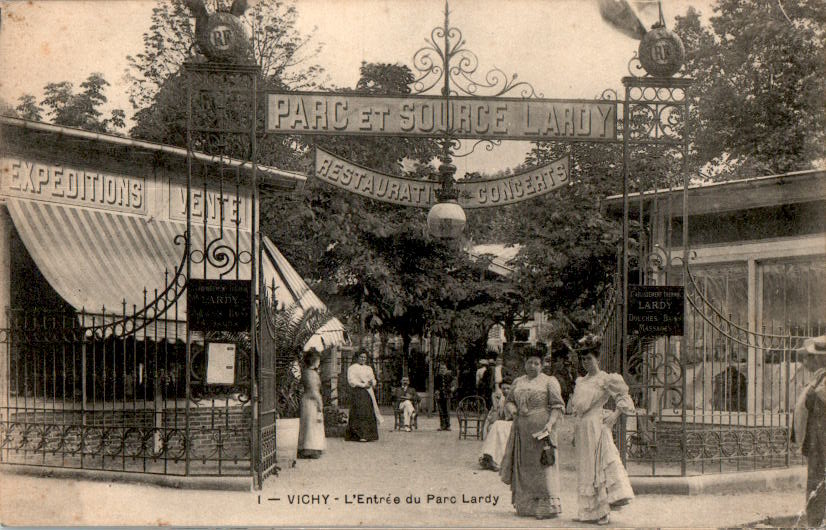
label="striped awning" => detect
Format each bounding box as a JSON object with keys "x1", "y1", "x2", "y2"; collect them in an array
[
  {"x1": 8, "y1": 197, "x2": 250, "y2": 315},
  {"x1": 261, "y1": 236, "x2": 324, "y2": 313},
  {"x1": 262, "y1": 236, "x2": 348, "y2": 350},
  {"x1": 7, "y1": 198, "x2": 346, "y2": 347}
]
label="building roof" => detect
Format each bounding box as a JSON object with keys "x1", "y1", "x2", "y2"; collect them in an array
[
  {"x1": 468, "y1": 243, "x2": 521, "y2": 276},
  {"x1": 602, "y1": 169, "x2": 826, "y2": 217},
  {"x1": 0, "y1": 115, "x2": 307, "y2": 191}
]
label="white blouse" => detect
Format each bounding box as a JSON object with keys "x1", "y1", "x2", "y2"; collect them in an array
[
  {"x1": 569, "y1": 371, "x2": 635, "y2": 417},
  {"x1": 347, "y1": 363, "x2": 376, "y2": 388}
]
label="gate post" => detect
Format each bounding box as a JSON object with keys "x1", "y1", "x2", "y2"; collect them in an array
[{"x1": 0, "y1": 206, "x2": 10, "y2": 417}]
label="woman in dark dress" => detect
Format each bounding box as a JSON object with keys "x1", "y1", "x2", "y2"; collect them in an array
[{"x1": 345, "y1": 351, "x2": 381, "y2": 442}]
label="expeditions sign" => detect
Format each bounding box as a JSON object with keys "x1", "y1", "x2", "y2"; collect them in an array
[
  {"x1": 315, "y1": 148, "x2": 570, "y2": 209},
  {"x1": 268, "y1": 93, "x2": 616, "y2": 142}
]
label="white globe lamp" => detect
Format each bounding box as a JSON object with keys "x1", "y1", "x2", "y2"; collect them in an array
[
  {"x1": 427, "y1": 201, "x2": 467, "y2": 239},
  {"x1": 427, "y1": 161, "x2": 466, "y2": 239}
]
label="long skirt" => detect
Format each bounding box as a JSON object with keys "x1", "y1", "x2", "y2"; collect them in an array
[
  {"x1": 480, "y1": 420, "x2": 512, "y2": 470},
  {"x1": 499, "y1": 410, "x2": 562, "y2": 517},
  {"x1": 298, "y1": 396, "x2": 326, "y2": 457},
  {"x1": 345, "y1": 387, "x2": 379, "y2": 442},
  {"x1": 574, "y1": 410, "x2": 634, "y2": 521},
  {"x1": 804, "y1": 389, "x2": 826, "y2": 527}
]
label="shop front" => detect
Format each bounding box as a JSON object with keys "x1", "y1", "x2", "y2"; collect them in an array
[{"x1": 0, "y1": 116, "x2": 340, "y2": 486}]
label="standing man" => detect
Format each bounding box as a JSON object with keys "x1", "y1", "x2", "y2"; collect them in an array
[
  {"x1": 794, "y1": 336, "x2": 826, "y2": 527},
  {"x1": 435, "y1": 363, "x2": 455, "y2": 431},
  {"x1": 475, "y1": 360, "x2": 488, "y2": 391}
]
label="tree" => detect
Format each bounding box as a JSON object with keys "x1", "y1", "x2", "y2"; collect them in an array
[
  {"x1": 34, "y1": 73, "x2": 125, "y2": 133},
  {"x1": 127, "y1": 0, "x2": 324, "y2": 145},
  {"x1": 675, "y1": 1, "x2": 826, "y2": 175},
  {"x1": 126, "y1": 0, "x2": 324, "y2": 170},
  {"x1": 14, "y1": 95, "x2": 43, "y2": 121},
  {"x1": 125, "y1": 0, "x2": 324, "y2": 111}
]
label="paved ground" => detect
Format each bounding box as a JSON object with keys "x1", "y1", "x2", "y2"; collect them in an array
[{"x1": 0, "y1": 412, "x2": 809, "y2": 527}]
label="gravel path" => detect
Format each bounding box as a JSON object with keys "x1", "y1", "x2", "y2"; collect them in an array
[{"x1": 0, "y1": 412, "x2": 807, "y2": 527}]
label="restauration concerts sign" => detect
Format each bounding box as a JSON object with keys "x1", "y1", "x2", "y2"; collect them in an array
[
  {"x1": 315, "y1": 148, "x2": 570, "y2": 209},
  {"x1": 268, "y1": 93, "x2": 616, "y2": 142}
]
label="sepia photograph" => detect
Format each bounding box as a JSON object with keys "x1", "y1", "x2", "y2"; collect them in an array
[{"x1": 0, "y1": 0, "x2": 824, "y2": 527}]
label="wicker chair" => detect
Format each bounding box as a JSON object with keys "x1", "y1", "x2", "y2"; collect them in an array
[
  {"x1": 456, "y1": 395, "x2": 487, "y2": 440},
  {"x1": 392, "y1": 395, "x2": 419, "y2": 430}
]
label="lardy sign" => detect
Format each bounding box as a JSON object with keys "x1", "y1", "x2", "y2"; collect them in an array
[
  {"x1": 268, "y1": 93, "x2": 616, "y2": 142},
  {"x1": 315, "y1": 148, "x2": 570, "y2": 209}
]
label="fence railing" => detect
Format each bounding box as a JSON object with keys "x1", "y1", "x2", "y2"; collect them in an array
[{"x1": 594, "y1": 267, "x2": 808, "y2": 476}]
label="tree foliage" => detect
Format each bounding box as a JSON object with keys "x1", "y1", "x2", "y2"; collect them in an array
[
  {"x1": 125, "y1": 0, "x2": 324, "y2": 111},
  {"x1": 675, "y1": 0, "x2": 826, "y2": 175},
  {"x1": 14, "y1": 95, "x2": 43, "y2": 121},
  {"x1": 126, "y1": 0, "x2": 324, "y2": 166},
  {"x1": 15, "y1": 73, "x2": 125, "y2": 132}
]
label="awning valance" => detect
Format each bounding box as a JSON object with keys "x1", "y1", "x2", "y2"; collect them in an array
[{"x1": 303, "y1": 317, "x2": 347, "y2": 352}]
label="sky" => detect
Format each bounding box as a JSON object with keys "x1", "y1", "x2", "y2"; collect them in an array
[{"x1": 0, "y1": 0, "x2": 714, "y2": 174}]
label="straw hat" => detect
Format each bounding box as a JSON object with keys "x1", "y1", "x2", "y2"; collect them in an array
[
  {"x1": 798, "y1": 335, "x2": 826, "y2": 355},
  {"x1": 479, "y1": 359, "x2": 489, "y2": 366}
]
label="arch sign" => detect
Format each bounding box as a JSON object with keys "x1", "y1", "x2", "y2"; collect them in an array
[
  {"x1": 267, "y1": 93, "x2": 616, "y2": 142},
  {"x1": 266, "y1": 93, "x2": 613, "y2": 208},
  {"x1": 314, "y1": 148, "x2": 570, "y2": 209}
]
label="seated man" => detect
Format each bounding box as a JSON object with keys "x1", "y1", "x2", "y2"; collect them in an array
[
  {"x1": 479, "y1": 377, "x2": 513, "y2": 471},
  {"x1": 392, "y1": 377, "x2": 420, "y2": 432}
]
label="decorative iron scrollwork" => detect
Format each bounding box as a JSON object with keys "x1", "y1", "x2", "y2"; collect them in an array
[{"x1": 411, "y1": 6, "x2": 540, "y2": 100}]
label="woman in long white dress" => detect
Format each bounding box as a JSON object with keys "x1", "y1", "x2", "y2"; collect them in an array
[
  {"x1": 569, "y1": 338, "x2": 635, "y2": 525},
  {"x1": 297, "y1": 350, "x2": 326, "y2": 458},
  {"x1": 479, "y1": 378, "x2": 513, "y2": 471}
]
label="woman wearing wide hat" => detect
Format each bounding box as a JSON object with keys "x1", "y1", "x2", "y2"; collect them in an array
[{"x1": 568, "y1": 334, "x2": 635, "y2": 525}]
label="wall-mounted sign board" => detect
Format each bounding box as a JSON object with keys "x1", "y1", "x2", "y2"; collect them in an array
[
  {"x1": 188, "y1": 279, "x2": 251, "y2": 332},
  {"x1": 628, "y1": 285, "x2": 684, "y2": 337}
]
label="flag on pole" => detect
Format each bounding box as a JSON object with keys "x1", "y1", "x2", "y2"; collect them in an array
[{"x1": 597, "y1": 0, "x2": 657, "y2": 40}]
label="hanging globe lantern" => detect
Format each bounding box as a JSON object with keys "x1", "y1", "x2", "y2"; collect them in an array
[
  {"x1": 427, "y1": 161, "x2": 466, "y2": 239},
  {"x1": 427, "y1": 200, "x2": 467, "y2": 239}
]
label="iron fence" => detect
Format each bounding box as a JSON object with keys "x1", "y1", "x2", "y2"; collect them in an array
[{"x1": 0, "y1": 304, "x2": 252, "y2": 476}]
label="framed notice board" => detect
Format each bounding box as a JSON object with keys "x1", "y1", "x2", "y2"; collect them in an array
[
  {"x1": 188, "y1": 279, "x2": 252, "y2": 332},
  {"x1": 628, "y1": 285, "x2": 684, "y2": 337}
]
